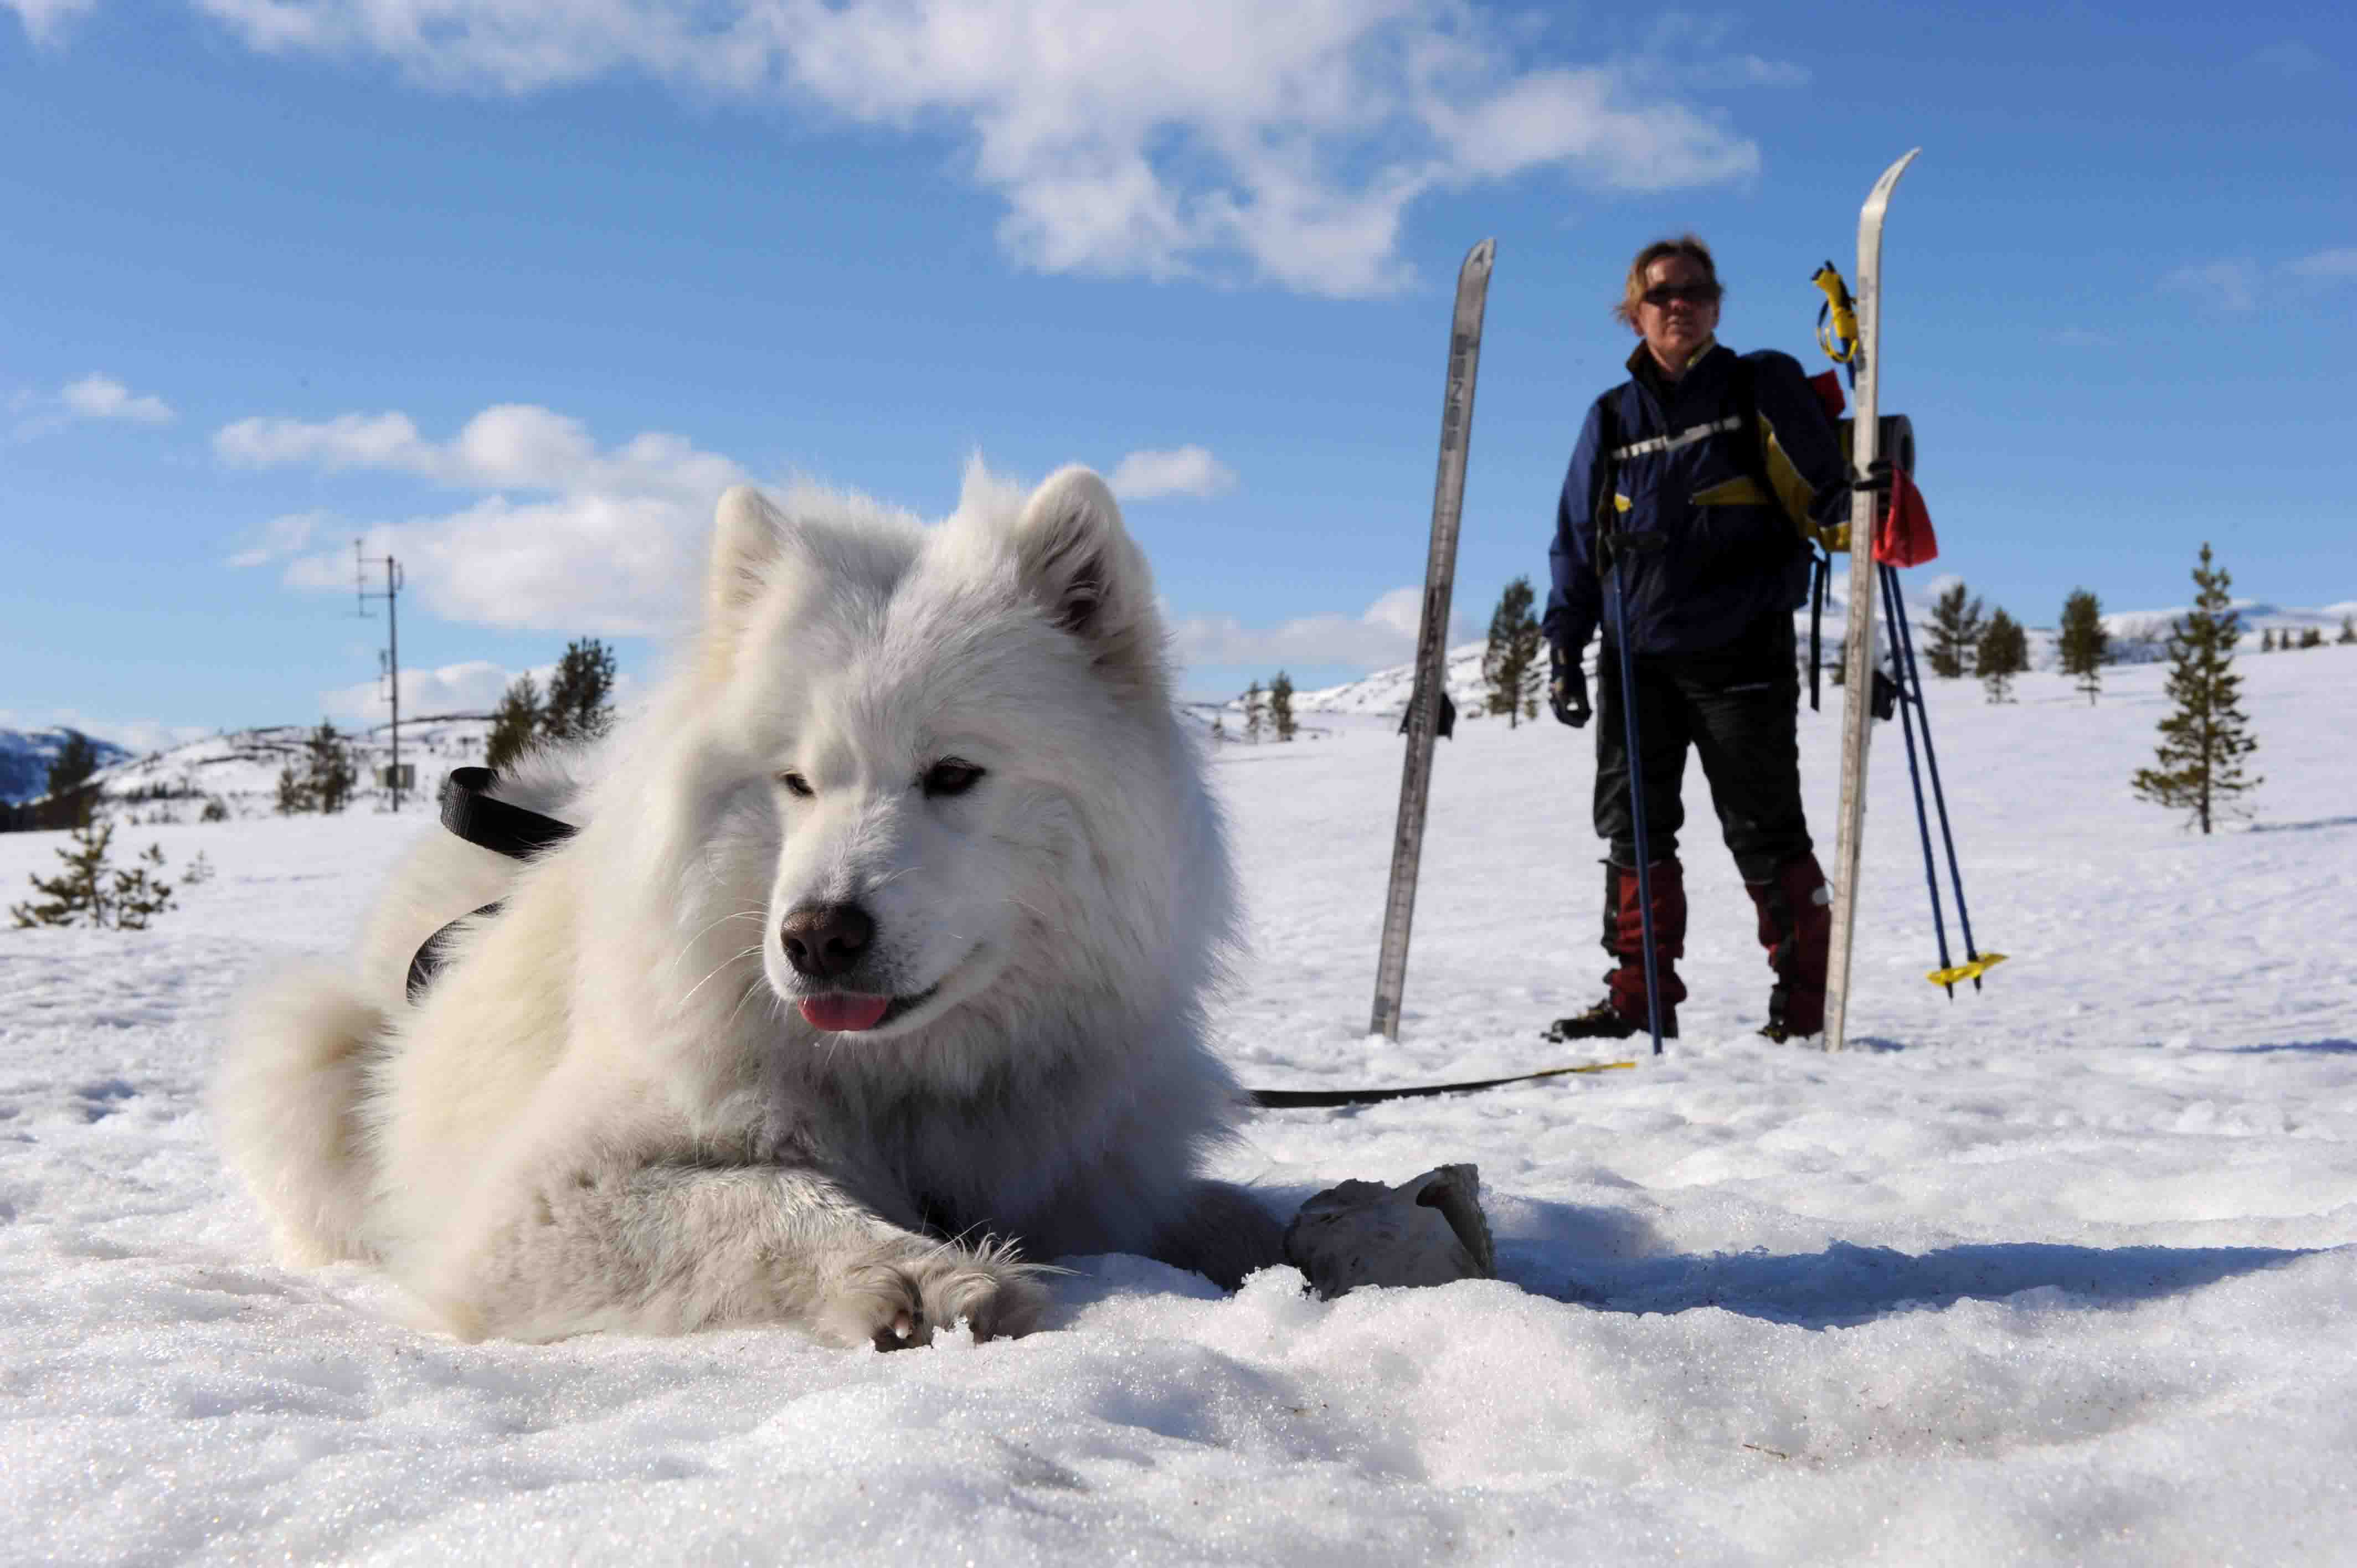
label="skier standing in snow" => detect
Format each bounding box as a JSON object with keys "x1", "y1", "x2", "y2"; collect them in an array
[{"x1": 1543, "y1": 235, "x2": 1859, "y2": 1044}]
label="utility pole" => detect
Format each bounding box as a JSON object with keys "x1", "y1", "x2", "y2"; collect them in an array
[{"x1": 356, "y1": 543, "x2": 408, "y2": 812}]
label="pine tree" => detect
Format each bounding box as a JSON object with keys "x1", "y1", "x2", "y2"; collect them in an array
[
  {"x1": 45, "y1": 729, "x2": 99, "y2": 799},
  {"x1": 485, "y1": 673, "x2": 543, "y2": 774},
  {"x1": 275, "y1": 761, "x2": 313, "y2": 815},
  {"x1": 1209, "y1": 715, "x2": 1226, "y2": 744},
  {"x1": 542, "y1": 638, "x2": 618, "y2": 745},
  {"x1": 304, "y1": 720, "x2": 357, "y2": 814},
  {"x1": 1977, "y1": 608, "x2": 2028, "y2": 703},
  {"x1": 2339, "y1": 616, "x2": 2355, "y2": 646},
  {"x1": 1925, "y1": 582, "x2": 1985, "y2": 678},
  {"x1": 1243, "y1": 680, "x2": 1264, "y2": 744},
  {"x1": 10, "y1": 817, "x2": 176, "y2": 930},
  {"x1": 1481, "y1": 576, "x2": 1543, "y2": 729},
  {"x1": 2057, "y1": 587, "x2": 2109, "y2": 706},
  {"x1": 2260, "y1": 628, "x2": 2275, "y2": 653},
  {"x1": 2132, "y1": 543, "x2": 2261, "y2": 835},
  {"x1": 2300, "y1": 626, "x2": 2323, "y2": 649},
  {"x1": 1268, "y1": 672, "x2": 1297, "y2": 742}
]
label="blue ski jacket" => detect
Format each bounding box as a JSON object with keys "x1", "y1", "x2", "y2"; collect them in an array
[{"x1": 1545, "y1": 342, "x2": 1852, "y2": 659}]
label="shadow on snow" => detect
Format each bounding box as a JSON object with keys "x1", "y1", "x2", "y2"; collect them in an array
[{"x1": 1498, "y1": 1198, "x2": 2314, "y2": 1328}]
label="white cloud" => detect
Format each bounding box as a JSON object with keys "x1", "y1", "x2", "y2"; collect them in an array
[
  {"x1": 1108, "y1": 446, "x2": 1236, "y2": 501},
  {"x1": 3, "y1": 0, "x2": 95, "y2": 45},
  {"x1": 61, "y1": 373, "x2": 176, "y2": 424},
  {"x1": 2288, "y1": 248, "x2": 2357, "y2": 280},
  {"x1": 1169, "y1": 587, "x2": 1468, "y2": 672},
  {"x1": 2246, "y1": 42, "x2": 2332, "y2": 78},
  {"x1": 11, "y1": 373, "x2": 176, "y2": 436},
  {"x1": 2159, "y1": 259, "x2": 2258, "y2": 313},
  {"x1": 317, "y1": 659, "x2": 559, "y2": 724},
  {"x1": 178, "y1": 0, "x2": 1783, "y2": 298},
  {"x1": 2161, "y1": 251, "x2": 2356, "y2": 313},
  {"x1": 220, "y1": 403, "x2": 747, "y2": 635},
  {"x1": 226, "y1": 509, "x2": 332, "y2": 569}
]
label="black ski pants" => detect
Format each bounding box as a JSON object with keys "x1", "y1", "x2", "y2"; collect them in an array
[{"x1": 1593, "y1": 610, "x2": 1813, "y2": 885}]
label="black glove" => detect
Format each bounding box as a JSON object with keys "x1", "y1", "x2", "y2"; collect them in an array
[
  {"x1": 1549, "y1": 643, "x2": 1590, "y2": 728},
  {"x1": 1852, "y1": 457, "x2": 1896, "y2": 507}
]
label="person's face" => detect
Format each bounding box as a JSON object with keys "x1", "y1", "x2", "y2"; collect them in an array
[{"x1": 1634, "y1": 254, "x2": 1721, "y2": 368}]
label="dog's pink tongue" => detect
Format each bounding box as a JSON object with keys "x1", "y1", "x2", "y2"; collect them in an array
[{"x1": 800, "y1": 993, "x2": 891, "y2": 1032}]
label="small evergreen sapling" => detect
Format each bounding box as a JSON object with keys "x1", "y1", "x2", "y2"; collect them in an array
[
  {"x1": 543, "y1": 637, "x2": 619, "y2": 744},
  {"x1": 1268, "y1": 672, "x2": 1297, "y2": 742},
  {"x1": 485, "y1": 672, "x2": 543, "y2": 773},
  {"x1": 2339, "y1": 616, "x2": 2355, "y2": 646},
  {"x1": 1977, "y1": 608, "x2": 2028, "y2": 703},
  {"x1": 1925, "y1": 582, "x2": 1985, "y2": 678},
  {"x1": 10, "y1": 817, "x2": 177, "y2": 930},
  {"x1": 2260, "y1": 628, "x2": 2275, "y2": 653},
  {"x1": 2132, "y1": 542, "x2": 2261, "y2": 835},
  {"x1": 1481, "y1": 576, "x2": 1544, "y2": 729},
  {"x1": 305, "y1": 720, "x2": 358, "y2": 814},
  {"x1": 275, "y1": 762, "x2": 313, "y2": 816},
  {"x1": 45, "y1": 729, "x2": 100, "y2": 800},
  {"x1": 1243, "y1": 680, "x2": 1264, "y2": 744},
  {"x1": 2057, "y1": 588, "x2": 2109, "y2": 705}
]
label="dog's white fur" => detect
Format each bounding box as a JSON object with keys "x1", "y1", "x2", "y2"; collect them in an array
[{"x1": 217, "y1": 463, "x2": 1282, "y2": 1347}]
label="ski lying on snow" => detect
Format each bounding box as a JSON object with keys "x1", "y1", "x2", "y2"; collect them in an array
[
  {"x1": 1370, "y1": 238, "x2": 1494, "y2": 1042},
  {"x1": 1824, "y1": 150, "x2": 1921, "y2": 1054}
]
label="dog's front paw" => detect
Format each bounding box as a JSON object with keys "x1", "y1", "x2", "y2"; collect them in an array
[{"x1": 821, "y1": 1239, "x2": 1051, "y2": 1351}]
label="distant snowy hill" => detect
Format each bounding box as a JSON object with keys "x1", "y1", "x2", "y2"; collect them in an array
[
  {"x1": 0, "y1": 728, "x2": 136, "y2": 805},
  {"x1": 1268, "y1": 591, "x2": 2356, "y2": 718},
  {"x1": 83, "y1": 714, "x2": 493, "y2": 820}
]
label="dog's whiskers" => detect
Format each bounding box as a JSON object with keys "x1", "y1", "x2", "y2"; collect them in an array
[
  {"x1": 666, "y1": 908, "x2": 770, "y2": 979},
  {"x1": 682, "y1": 944, "x2": 765, "y2": 1008}
]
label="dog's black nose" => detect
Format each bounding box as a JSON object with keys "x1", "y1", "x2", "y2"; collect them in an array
[{"x1": 780, "y1": 902, "x2": 875, "y2": 980}]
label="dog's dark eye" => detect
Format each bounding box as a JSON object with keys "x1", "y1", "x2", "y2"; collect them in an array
[
  {"x1": 921, "y1": 759, "x2": 985, "y2": 798},
  {"x1": 778, "y1": 771, "x2": 814, "y2": 798}
]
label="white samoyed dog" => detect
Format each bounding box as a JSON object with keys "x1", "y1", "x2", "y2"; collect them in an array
[{"x1": 217, "y1": 463, "x2": 1284, "y2": 1348}]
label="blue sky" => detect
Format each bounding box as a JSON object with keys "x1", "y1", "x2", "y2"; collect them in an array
[{"x1": 5, "y1": 1, "x2": 2350, "y2": 750}]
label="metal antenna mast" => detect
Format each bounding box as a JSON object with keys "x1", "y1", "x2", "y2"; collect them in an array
[{"x1": 354, "y1": 542, "x2": 409, "y2": 812}]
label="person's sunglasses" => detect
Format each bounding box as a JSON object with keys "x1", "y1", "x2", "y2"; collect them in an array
[{"x1": 1641, "y1": 283, "x2": 1720, "y2": 308}]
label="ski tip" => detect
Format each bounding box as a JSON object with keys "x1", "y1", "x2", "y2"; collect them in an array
[{"x1": 1461, "y1": 238, "x2": 1496, "y2": 275}]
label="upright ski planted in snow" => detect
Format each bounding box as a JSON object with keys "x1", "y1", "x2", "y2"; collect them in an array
[
  {"x1": 1824, "y1": 151, "x2": 1920, "y2": 1054},
  {"x1": 1371, "y1": 239, "x2": 1494, "y2": 1041}
]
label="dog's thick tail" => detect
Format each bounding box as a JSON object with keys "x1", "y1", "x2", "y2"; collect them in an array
[{"x1": 215, "y1": 962, "x2": 386, "y2": 1266}]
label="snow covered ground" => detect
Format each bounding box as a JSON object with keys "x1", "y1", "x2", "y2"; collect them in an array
[{"x1": 4, "y1": 644, "x2": 2354, "y2": 1565}]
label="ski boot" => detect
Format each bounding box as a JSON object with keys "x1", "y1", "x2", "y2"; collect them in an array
[
  {"x1": 1546, "y1": 860, "x2": 1685, "y2": 1042},
  {"x1": 1745, "y1": 853, "x2": 1831, "y2": 1043}
]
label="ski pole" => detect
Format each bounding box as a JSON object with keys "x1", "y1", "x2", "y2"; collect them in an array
[
  {"x1": 1877, "y1": 562, "x2": 1956, "y2": 995},
  {"x1": 1882, "y1": 567, "x2": 1993, "y2": 989},
  {"x1": 1608, "y1": 538, "x2": 1665, "y2": 1056}
]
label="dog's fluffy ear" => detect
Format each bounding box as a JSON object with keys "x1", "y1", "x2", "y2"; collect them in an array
[
  {"x1": 1010, "y1": 466, "x2": 1161, "y2": 684},
  {"x1": 707, "y1": 485, "x2": 784, "y2": 641}
]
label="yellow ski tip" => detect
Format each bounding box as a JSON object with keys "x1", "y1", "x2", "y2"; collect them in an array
[{"x1": 1927, "y1": 953, "x2": 2008, "y2": 987}]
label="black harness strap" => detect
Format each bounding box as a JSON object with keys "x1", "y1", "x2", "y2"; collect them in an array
[
  {"x1": 403, "y1": 769, "x2": 579, "y2": 1003},
  {"x1": 1250, "y1": 1060, "x2": 1632, "y2": 1108},
  {"x1": 438, "y1": 766, "x2": 578, "y2": 858}
]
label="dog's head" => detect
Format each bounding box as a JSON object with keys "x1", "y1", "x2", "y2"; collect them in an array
[{"x1": 686, "y1": 463, "x2": 1206, "y2": 1046}]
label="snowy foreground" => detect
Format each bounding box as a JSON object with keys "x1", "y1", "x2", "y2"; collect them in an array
[{"x1": 6, "y1": 648, "x2": 2356, "y2": 1565}]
